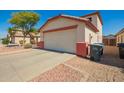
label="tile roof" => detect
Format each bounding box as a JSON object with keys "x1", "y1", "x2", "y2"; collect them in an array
[
  {"x1": 39, "y1": 13, "x2": 99, "y2": 33},
  {"x1": 103, "y1": 34, "x2": 116, "y2": 39}
]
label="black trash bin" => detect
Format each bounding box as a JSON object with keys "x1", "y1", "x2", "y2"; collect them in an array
[
  {"x1": 93, "y1": 43, "x2": 104, "y2": 55},
  {"x1": 90, "y1": 44, "x2": 103, "y2": 61},
  {"x1": 118, "y1": 43, "x2": 124, "y2": 59}
]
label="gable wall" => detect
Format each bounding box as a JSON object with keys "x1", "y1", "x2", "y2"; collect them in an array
[
  {"x1": 83, "y1": 15, "x2": 97, "y2": 28},
  {"x1": 96, "y1": 16, "x2": 103, "y2": 43},
  {"x1": 40, "y1": 17, "x2": 86, "y2": 42},
  {"x1": 41, "y1": 17, "x2": 82, "y2": 31},
  {"x1": 83, "y1": 14, "x2": 103, "y2": 43},
  {"x1": 116, "y1": 32, "x2": 124, "y2": 43}
]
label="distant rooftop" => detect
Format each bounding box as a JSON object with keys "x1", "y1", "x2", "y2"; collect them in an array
[
  {"x1": 116, "y1": 28, "x2": 124, "y2": 35},
  {"x1": 103, "y1": 34, "x2": 116, "y2": 39}
]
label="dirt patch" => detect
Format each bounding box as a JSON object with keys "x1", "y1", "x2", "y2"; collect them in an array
[{"x1": 0, "y1": 46, "x2": 23, "y2": 53}]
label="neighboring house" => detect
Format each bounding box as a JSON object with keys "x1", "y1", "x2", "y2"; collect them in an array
[
  {"x1": 116, "y1": 28, "x2": 124, "y2": 44},
  {"x1": 11, "y1": 31, "x2": 40, "y2": 44},
  {"x1": 39, "y1": 11, "x2": 103, "y2": 54},
  {"x1": 103, "y1": 34, "x2": 116, "y2": 46}
]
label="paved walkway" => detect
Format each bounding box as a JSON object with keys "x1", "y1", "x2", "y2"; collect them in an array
[
  {"x1": 0, "y1": 49, "x2": 75, "y2": 82},
  {"x1": 100, "y1": 46, "x2": 124, "y2": 68}
]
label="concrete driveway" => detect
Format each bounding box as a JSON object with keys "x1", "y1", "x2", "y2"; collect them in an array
[{"x1": 0, "y1": 49, "x2": 75, "y2": 82}]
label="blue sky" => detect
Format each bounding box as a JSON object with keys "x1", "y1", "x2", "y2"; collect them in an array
[{"x1": 0, "y1": 10, "x2": 124, "y2": 38}]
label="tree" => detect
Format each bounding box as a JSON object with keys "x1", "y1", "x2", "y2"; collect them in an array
[
  {"x1": 8, "y1": 27, "x2": 16, "y2": 43},
  {"x1": 2, "y1": 37, "x2": 10, "y2": 45},
  {"x1": 28, "y1": 28, "x2": 38, "y2": 44},
  {"x1": 9, "y1": 11, "x2": 40, "y2": 44}
]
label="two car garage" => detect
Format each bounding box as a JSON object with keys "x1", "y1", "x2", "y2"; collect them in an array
[
  {"x1": 39, "y1": 13, "x2": 102, "y2": 55},
  {"x1": 44, "y1": 28, "x2": 77, "y2": 53}
]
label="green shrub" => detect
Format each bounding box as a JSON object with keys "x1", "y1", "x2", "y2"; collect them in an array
[
  {"x1": 30, "y1": 39, "x2": 36, "y2": 44},
  {"x1": 24, "y1": 43, "x2": 32, "y2": 49},
  {"x1": 19, "y1": 40, "x2": 26, "y2": 46},
  {"x1": 2, "y1": 38, "x2": 10, "y2": 45}
]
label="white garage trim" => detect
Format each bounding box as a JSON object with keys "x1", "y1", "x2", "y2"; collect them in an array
[{"x1": 43, "y1": 25, "x2": 78, "y2": 33}]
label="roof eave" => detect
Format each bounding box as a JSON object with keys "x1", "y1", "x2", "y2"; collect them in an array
[
  {"x1": 81, "y1": 11, "x2": 103, "y2": 25},
  {"x1": 39, "y1": 15, "x2": 99, "y2": 33}
]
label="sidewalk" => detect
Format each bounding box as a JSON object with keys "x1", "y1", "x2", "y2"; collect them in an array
[
  {"x1": 100, "y1": 46, "x2": 124, "y2": 68},
  {"x1": 0, "y1": 49, "x2": 32, "y2": 56}
]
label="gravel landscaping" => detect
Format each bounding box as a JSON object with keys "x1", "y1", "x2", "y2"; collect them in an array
[
  {"x1": 65, "y1": 57, "x2": 124, "y2": 82},
  {"x1": 31, "y1": 64, "x2": 84, "y2": 82},
  {"x1": 31, "y1": 57, "x2": 124, "y2": 82}
]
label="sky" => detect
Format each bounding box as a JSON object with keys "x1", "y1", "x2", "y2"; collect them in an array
[{"x1": 0, "y1": 10, "x2": 124, "y2": 38}]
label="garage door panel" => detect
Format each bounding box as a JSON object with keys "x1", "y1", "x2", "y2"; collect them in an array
[{"x1": 44, "y1": 29, "x2": 76, "y2": 53}]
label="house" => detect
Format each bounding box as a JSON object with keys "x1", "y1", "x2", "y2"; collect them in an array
[
  {"x1": 11, "y1": 31, "x2": 40, "y2": 45},
  {"x1": 116, "y1": 28, "x2": 124, "y2": 44},
  {"x1": 38, "y1": 11, "x2": 103, "y2": 56},
  {"x1": 103, "y1": 34, "x2": 116, "y2": 46}
]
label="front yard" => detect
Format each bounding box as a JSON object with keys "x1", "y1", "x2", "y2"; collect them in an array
[
  {"x1": 0, "y1": 46, "x2": 124, "y2": 82},
  {"x1": 0, "y1": 48, "x2": 75, "y2": 81},
  {"x1": 31, "y1": 46, "x2": 124, "y2": 82},
  {"x1": 31, "y1": 57, "x2": 124, "y2": 82},
  {"x1": 0, "y1": 46, "x2": 24, "y2": 53}
]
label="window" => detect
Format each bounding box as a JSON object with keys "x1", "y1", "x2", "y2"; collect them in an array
[
  {"x1": 121, "y1": 35, "x2": 123, "y2": 43},
  {"x1": 87, "y1": 17, "x2": 92, "y2": 22},
  {"x1": 118, "y1": 37, "x2": 120, "y2": 43}
]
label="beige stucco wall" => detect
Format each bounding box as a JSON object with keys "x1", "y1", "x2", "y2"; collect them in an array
[
  {"x1": 14, "y1": 37, "x2": 40, "y2": 44},
  {"x1": 40, "y1": 16, "x2": 102, "y2": 53},
  {"x1": 84, "y1": 15, "x2": 97, "y2": 29},
  {"x1": 83, "y1": 14, "x2": 103, "y2": 43},
  {"x1": 40, "y1": 17, "x2": 86, "y2": 42},
  {"x1": 76, "y1": 24, "x2": 85, "y2": 42},
  {"x1": 96, "y1": 16, "x2": 103, "y2": 43},
  {"x1": 85, "y1": 25, "x2": 98, "y2": 44},
  {"x1": 14, "y1": 37, "x2": 30, "y2": 44},
  {"x1": 116, "y1": 32, "x2": 124, "y2": 43},
  {"x1": 44, "y1": 28, "x2": 77, "y2": 53},
  {"x1": 41, "y1": 17, "x2": 81, "y2": 31}
]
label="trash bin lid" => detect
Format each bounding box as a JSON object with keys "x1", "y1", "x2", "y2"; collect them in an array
[
  {"x1": 93, "y1": 43, "x2": 104, "y2": 47},
  {"x1": 94, "y1": 43, "x2": 104, "y2": 46},
  {"x1": 90, "y1": 44, "x2": 103, "y2": 47}
]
